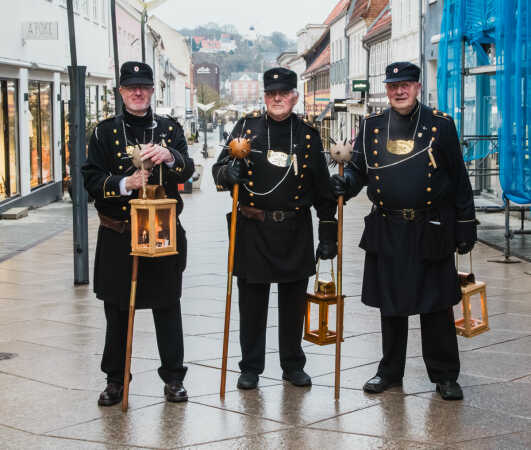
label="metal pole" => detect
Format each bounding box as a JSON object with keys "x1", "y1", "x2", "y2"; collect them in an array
[
  {"x1": 66, "y1": 0, "x2": 89, "y2": 285},
  {"x1": 419, "y1": 0, "x2": 425, "y2": 103},
  {"x1": 141, "y1": 8, "x2": 146, "y2": 63},
  {"x1": 504, "y1": 195, "x2": 511, "y2": 260},
  {"x1": 110, "y1": 0, "x2": 122, "y2": 113}
]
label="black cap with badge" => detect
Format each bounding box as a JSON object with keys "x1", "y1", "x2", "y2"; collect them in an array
[
  {"x1": 263, "y1": 67, "x2": 297, "y2": 92},
  {"x1": 383, "y1": 62, "x2": 420, "y2": 83},
  {"x1": 120, "y1": 61, "x2": 154, "y2": 86}
]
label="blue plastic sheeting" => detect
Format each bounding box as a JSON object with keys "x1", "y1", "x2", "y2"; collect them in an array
[
  {"x1": 496, "y1": 0, "x2": 531, "y2": 204},
  {"x1": 438, "y1": 0, "x2": 531, "y2": 204}
]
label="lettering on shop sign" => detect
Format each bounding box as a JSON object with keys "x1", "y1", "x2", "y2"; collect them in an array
[{"x1": 22, "y1": 22, "x2": 59, "y2": 40}]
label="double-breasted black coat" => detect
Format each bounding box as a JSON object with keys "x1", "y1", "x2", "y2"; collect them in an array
[
  {"x1": 212, "y1": 112, "x2": 337, "y2": 283},
  {"x1": 82, "y1": 109, "x2": 194, "y2": 310},
  {"x1": 345, "y1": 103, "x2": 476, "y2": 316}
]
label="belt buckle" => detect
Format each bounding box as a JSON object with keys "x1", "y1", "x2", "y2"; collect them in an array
[
  {"x1": 402, "y1": 208, "x2": 415, "y2": 221},
  {"x1": 271, "y1": 210, "x2": 285, "y2": 222}
]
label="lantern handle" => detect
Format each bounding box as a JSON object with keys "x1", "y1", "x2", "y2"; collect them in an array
[
  {"x1": 314, "y1": 258, "x2": 336, "y2": 293},
  {"x1": 455, "y1": 250, "x2": 474, "y2": 274}
]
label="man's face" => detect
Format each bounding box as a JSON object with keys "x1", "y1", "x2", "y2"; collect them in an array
[
  {"x1": 264, "y1": 90, "x2": 298, "y2": 121},
  {"x1": 119, "y1": 85, "x2": 154, "y2": 114},
  {"x1": 385, "y1": 81, "x2": 421, "y2": 114}
]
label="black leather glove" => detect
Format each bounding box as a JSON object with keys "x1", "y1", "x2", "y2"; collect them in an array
[
  {"x1": 316, "y1": 220, "x2": 338, "y2": 260},
  {"x1": 457, "y1": 241, "x2": 475, "y2": 255},
  {"x1": 329, "y1": 174, "x2": 348, "y2": 198},
  {"x1": 220, "y1": 159, "x2": 248, "y2": 187}
]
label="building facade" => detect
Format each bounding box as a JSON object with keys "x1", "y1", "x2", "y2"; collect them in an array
[{"x1": 230, "y1": 73, "x2": 261, "y2": 107}]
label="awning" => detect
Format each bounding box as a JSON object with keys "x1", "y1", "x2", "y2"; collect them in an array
[{"x1": 315, "y1": 102, "x2": 333, "y2": 123}]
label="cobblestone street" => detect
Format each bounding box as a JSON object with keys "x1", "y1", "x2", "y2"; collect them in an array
[{"x1": 1, "y1": 144, "x2": 531, "y2": 449}]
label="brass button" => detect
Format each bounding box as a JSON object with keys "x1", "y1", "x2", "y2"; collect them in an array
[
  {"x1": 379, "y1": 200, "x2": 383, "y2": 206},
  {"x1": 374, "y1": 128, "x2": 379, "y2": 134},
  {"x1": 300, "y1": 174, "x2": 304, "y2": 178},
  {"x1": 432, "y1": 127, "x2": 437, "y2": 132},
  {"x1": 118, "y1": 165, "x2": 123, "y2": 170},
  {"x1": 443, "y1": 113, "x2": 448, "y2": 117},
  {"x1": 417, "y1": 132, "x2": 423, "y2": 138},
  {"x1": 249, "y1": 192, "x2": 254, "y2": 197},
  {"x1": 106, "y1": 191, "x2": 110, "y2": 196},
  {"x1": 427, "y1": 200, "x2": 432, "y2": 205},
  {"x1": 115, "y1": 140, "x2": 120, "y2": 145},
  {"x1": 125, "y1": 219, "x2": 129, "y2": 223},
  {"x1": 113, "y1": 129, "x2": 117, "y2": 134},
  {"x1": 248, "y1": 170, "x2": 253, "y2": 176},
  {"x1": 426, "y1": 187, "x2": 432, "y2": 192},
  {"x1": 295, "y1": 206, "x2": 300, "y2": 211},
  {"x1": 298, "y1": 185, "x2": 302, "y2": 189},
  {"x1": 303, "y1": 164, "x2": 307, "y2": 169},
  {"x1": 373, "y1": 150, "x2": 378, "y2": 155},
  {"x1": 117, "y1": 152, "x2": 122, "y2": 157},
  {"x1": 248, "y1": 181, "x2": 254, "y2": 186},
  {"x1": 306, "y1": 134, "x2": 311, "y2": 140},
  {"x1": 374, "y1": 138, "x2": 379, "y2": 144},
  {"x1": 294, "y1": 195, "x2": 299, "y2": 200},
  {"x1": 375, "y1": 175, "x2": 380, "y2": 181},
  {"x1": 247, "y1": 129, "x2": 252, "y2": 135},
  {"x1": 428, "y1": 173, "x2": 432, "y2": 178},
  {"x1": 376, "y1": 188, "x2": 381, "y2": 194},
  {"x1": 305, "y1": 154, "x2": 309, "y2": 159},
  {"x1": 306, "y1": 144, "x2": 311, "y2": 149},
  {"x1": 250, "y1": 202, "x2": 255, "y2": 206},
  {"x1": 169, "y1": 126, "x2": 173, "y2": 131},
  {"x1": 111, "y1": 191, "x2": 116, "y2": 195},
  {"x1": 433, "y1": 109, "x2": 438, "y2": 115},
  {"x1": 428, "y1": 162, "x2": 433, "y2": 167},
  {"x1": 431, "y1": 137, "x2": 436, "y2": 142},
  {"x1": 167, "y1": 139, "x2": 172, "y2": 143},
  {"x1": 374, "y1": 163, "x2": 379, "y2": 168},
  {"x1": 122, "y1": 206, "x2": 127, "y2": 211}
]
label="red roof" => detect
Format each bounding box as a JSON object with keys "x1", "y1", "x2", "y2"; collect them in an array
[
  {"x1": 364, "y1": 7, "x2": 391, "y2": 40},
  {"x1": 348, "y1": 0, "x2": 388, "y2": 29},
  {"x1": 303, "y1": 44, "x2": 330, "y2": 77},
  {"x1": 324, "y1": 0, "x2": 350, "y2": 25}
]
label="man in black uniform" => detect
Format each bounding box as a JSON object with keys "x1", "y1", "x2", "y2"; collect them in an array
[
  {"x1": 212, "y1": 68, "x2": 337, "y2": 389},
  {"x1": 330, "y1": 62, "x2": 476, "y2": 400},
  {"x1": 82, "y1": 62, "x2": 194, "y2": 406}
]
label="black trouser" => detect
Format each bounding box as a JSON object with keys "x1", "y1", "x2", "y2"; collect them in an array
[
  {"x1": 237, "y1": 278, "x2": 308, "y2": 375},
  {"x1": 101, "y1": 301, "x2": 187, "y2": 385},
  {"x1": 377, "y1": 308, "x2": 460, "y2": 383}
]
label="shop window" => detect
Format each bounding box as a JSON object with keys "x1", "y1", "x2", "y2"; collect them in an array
[
  {"x1": 29, "y1": 81, "x2": 54, "y2": 189},
  {"x1": 0, "y1": 80, "x2": 19, "y2": 200}
]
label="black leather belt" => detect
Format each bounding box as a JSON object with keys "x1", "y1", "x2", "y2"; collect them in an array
[
  {"x1": 376, "y1": 206, "x2": 432, "y2": 221},
  {"x1": 265, "y1": 210, "x2": 297, "y2": 222},
  {"x1": 240, "y1": 205, "x2": 298, "y2": 222}
]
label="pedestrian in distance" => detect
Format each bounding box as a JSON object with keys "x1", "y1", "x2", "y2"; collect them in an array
[
  {"x1": 212, "y1": 67, "x2": 338, "y2": 390},
  {"x1": 330, "y1": 62, "x2": 477, "y2": 401},
  {"x1": 82, "y1": 61, "x2": 194, "y2": 406}
]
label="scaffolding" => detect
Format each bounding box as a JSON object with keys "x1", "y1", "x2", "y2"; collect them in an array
[{"x1": 438, "y1": 0, "x2": 531, "y2": 261}]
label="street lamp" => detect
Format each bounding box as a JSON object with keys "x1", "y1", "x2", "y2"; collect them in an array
[{"x1": 134, "y1": 0, "x2": 169, "y2": 62}]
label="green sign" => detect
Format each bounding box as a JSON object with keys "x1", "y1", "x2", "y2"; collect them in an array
[{"x1": 352, "y1": 80, "x2": 369, "y2": 92}]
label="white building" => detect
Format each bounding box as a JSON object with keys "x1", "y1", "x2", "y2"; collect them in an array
[
  {"x1": 391, "y1": 0, "x2": 420, "y2": 65},
  {"x1": 276, "y1": 51, "x2": 305, "y2": 115},
  {"x1": 0, "y1": 0, "x2": 113, "y2": 211}
]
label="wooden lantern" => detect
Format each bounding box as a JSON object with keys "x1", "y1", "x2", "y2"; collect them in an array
[
  {"x1": 304, "y1": 260, "x2": 345, "y2": 346},
  {"x1": 455, "y1": 253, "x2": 489, "y2": 337},
  {"x1": 130, "y1": 185, "x2": 177, "y2": 258}
]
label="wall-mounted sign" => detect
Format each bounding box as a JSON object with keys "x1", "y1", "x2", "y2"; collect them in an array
[
  {"x1": 352, "y1": 79, "x2": 369, "y2": 92},
  {"x1": 333, "y1": 99, "x2": 347, "y2": 113},
  {"x1": 22, "y1": 22, "x2": 59, "y2": 40},
  {"x1": 197, "y1": 67, "x2": 211, "y2": 74}
]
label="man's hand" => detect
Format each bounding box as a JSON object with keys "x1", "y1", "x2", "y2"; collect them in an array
[
  {"x1": 221, "y1": 159, "x2": 248, "y2": 186},
  {"x1": 329, "y1": 174, "x2": 349, "y2": 198},
  {"x1": 125, "y1": 169, "x2": 150, "y2": 191},
  {"x1": 316, "y1": 241, "x2": 337, "y2": 260},
  {"x1": 457, "y1": 241, "x2": 475, "y2": 255},
  {"x1": 140, "y1": 143, "x2": 173, "y2": 165}
]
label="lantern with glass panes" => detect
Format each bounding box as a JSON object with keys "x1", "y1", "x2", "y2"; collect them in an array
[
  {"x1": 304, "y1": 259, "x2": 345, "y2": 345},
  {"x1": 454, "y1": 252, "x2": 489, "y2": 337}
]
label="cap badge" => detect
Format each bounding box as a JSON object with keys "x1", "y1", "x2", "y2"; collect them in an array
[
  {"x1": 393, "y1": 68, "x2": 399, "y2": 73},
  {"x1": 134, "y1": 66, "x2": 140, "y2": 72},
  {"x1": 273, "y1": 74, "x2": 279, "y2": 79}
]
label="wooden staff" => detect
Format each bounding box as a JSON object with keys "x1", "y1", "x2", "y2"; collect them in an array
[
  {"x1": 220, "y1": 138, "x2": 250, "y2": 397},
  {"x1": 334, "y1": 162, "x2": 345, "y2": 400},
  {"x1": 122, "y1": 255, "x2": 139, "y2": 412}
]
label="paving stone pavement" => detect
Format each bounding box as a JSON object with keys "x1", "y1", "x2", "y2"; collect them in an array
[{"x1": 1, "y1": 145, "x2": 531, "y2": 449}]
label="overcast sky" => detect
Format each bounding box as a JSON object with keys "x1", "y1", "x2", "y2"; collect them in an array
[{"x1": 151, "y1": 0, "x2": 341, "y2": 39}]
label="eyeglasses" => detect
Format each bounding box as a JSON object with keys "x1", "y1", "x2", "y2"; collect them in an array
[
  {"x1": 386, "y1": 82, "x2": 418, "y2": 92},
  {"x1": 265, "y1": 90, "x2": 292, "y2": 98},
  {"x1": 121, "y1": 85, "x2": 153, "y2": 93}
]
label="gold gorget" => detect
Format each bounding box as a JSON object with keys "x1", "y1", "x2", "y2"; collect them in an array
[{"x1": 386, "y1": 139, "x2": 415, "y2": 155}]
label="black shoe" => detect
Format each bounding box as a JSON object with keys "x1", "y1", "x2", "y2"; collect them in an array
[
  {"x1": 436, "y1": 380, "x2": 463, "y2": 400},
  {"x1": 98, "y1": 382, "x2": 123, "y2": 406},
  {"x1": 237, "y1": 372, "x2": 259, "y2": 390},
  {"x1": 164, "y1": 381, "x2": 188, "y2": 403},
  {"x1": 282, "y1": 370, "x2": 312, "y2": 387},
  {"x1": 363, "y1": 375, "x2": 402, "y2": 394}
]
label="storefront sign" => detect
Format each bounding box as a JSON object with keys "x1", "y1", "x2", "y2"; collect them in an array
[
  {"x1": 22, "y1": 22, "x2": 59, "y2": 40},
  {"x1": 352, "y1": 80, "x2": 369, "y2": 92}
]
